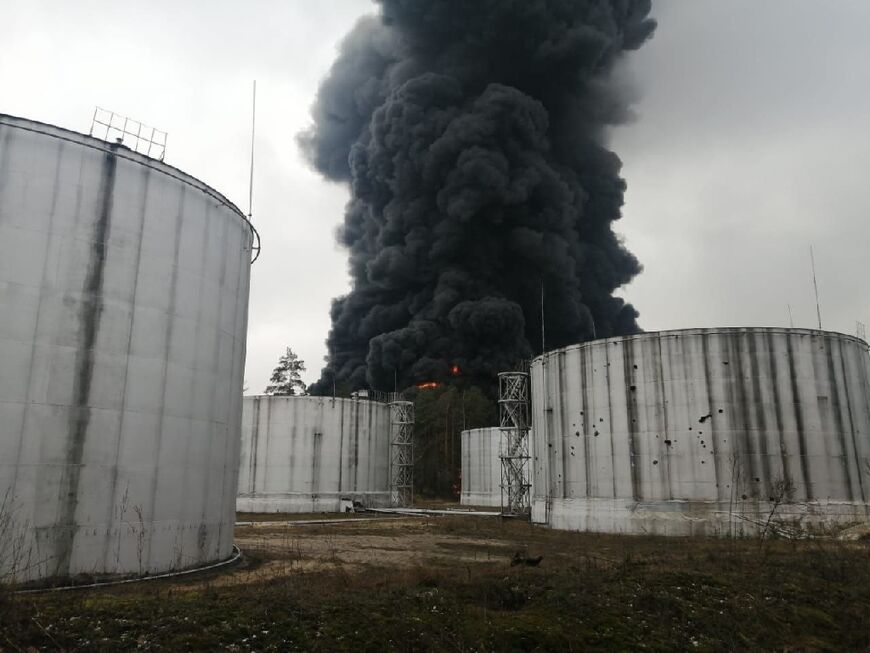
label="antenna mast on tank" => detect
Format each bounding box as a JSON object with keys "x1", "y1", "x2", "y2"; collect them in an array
[
  {"x1": 248, "y1": 80, "x2": 257, "y2": 219},
  {"x1": 810, "y1": 245, "x2": 822, "y2": 330},
  {"x1": 540, "y1": 278, "x2": 545, "y2": 355}
]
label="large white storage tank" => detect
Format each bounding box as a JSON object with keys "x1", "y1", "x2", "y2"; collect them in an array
[
  {"x1": 460, "y1": 427, "x2": 502, "y2": 507},
  {"x1": 237, "y1": 395, "x2": 392, "y2": 513},
  {"x1": 0, "y1": 115, "x2": 254, "y2": 584},
  {"x1": 531, "y1": 328, "x2": 870, "y2": 536}
]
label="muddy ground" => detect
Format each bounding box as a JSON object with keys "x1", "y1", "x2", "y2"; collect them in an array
[{"x1": 3, "y1": 513, "x2": 870, "y2": 651}]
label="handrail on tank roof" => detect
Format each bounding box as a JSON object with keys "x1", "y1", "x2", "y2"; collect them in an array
[{"x1": 0, "y1": 113, "x2": 261, "y2": 264}]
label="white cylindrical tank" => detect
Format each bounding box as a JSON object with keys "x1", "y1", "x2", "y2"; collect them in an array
[
  {"x1": 237, "y1": 396, "x2": 392, "y2": 513},
  {"x1": 460, "y1": 427, "x2": 502, "y2": 507},
  {"x1": 0, "y1": 115, "x2": 253, "y2": 584},
  {"x1": 531, "y1": 328, "x2": 870, "y2": 536}
]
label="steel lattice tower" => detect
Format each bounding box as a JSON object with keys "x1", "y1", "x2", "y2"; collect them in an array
[
  {"x1": 498, "y1": 372, "x2": 531, "y2": 516},
  {"x1": 389, "y1": 400, "x2": 415, "y2": 507}
]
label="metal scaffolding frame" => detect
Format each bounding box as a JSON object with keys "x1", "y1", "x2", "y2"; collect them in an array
[
  {"x1": 389, "y1": 400, "x2": 415, "y2": 507},
  {"x1": 498, "y1": 371, "x2": 531, "y2": 516}
]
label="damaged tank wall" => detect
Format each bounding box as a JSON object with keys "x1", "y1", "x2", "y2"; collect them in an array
[
  {"x1": 237, "y1": 395, "x2": 392, "y2": 513},
  {"x1": 530, "y1": 328, "x2": 870, "y2": 536},
  {"x1": 0, "y1": 115, "x2": 252, "y2": 584},
  {"x1": 460, "y1": 427, "x2": 502, "y2": 507}
]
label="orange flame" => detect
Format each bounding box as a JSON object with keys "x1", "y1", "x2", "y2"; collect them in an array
[{"x1": 416, "y1": 381, "x2": 441, "y2": 390}]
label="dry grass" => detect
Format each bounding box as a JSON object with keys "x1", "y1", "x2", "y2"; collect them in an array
[{"x1": 2, "y1": 514, "x2": 870, "y2": 651}]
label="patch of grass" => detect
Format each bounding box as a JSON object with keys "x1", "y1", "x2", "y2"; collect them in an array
[{"x1": 2, "y1": 517, "x2": 870, "y2": 651}]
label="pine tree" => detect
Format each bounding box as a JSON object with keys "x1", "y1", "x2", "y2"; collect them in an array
[{"x1": 264, "y1": 347, "x2": 307, "y2": 396}]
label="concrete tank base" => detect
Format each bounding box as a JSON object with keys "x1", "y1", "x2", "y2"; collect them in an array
[
  {"x1": 237, "y1": 492, "x2": 390, "y2": 514},
  {"x1": 532, "y1": 498, "x2": 870, "y2": 537},
  {"x1": 461, "y1": 492, "x2": 502, "y2": 508}
]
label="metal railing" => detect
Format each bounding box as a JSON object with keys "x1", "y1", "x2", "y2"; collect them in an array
[{"x1": 89, "y1": 107, "x2": 167, "y2": 161}]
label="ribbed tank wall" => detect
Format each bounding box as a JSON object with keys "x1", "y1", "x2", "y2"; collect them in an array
[
  {"x1": 530, "y1": 328, "x2": 870, "y2": 536},
  {"x1": 0, "y1": 116, "x2": 252, "y2": 584},
  {"x1": 237, "y1": 396, "x2": 392, "y2": 513},
  {"x1": 460, "y1": 427, "x2": 502, "y2": 507}
]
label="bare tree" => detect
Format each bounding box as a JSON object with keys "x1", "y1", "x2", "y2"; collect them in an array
[{"x1": 760, "y1": 476, "x2": 796, "y2": 543}]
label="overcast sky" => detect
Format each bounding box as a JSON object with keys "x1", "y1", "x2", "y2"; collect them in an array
[{"x1": 2, "y1": 0, "x2": 868, "y2": 391}]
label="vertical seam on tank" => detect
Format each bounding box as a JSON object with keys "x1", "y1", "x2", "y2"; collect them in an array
[
  {"x1": 144, "y1": 185, "x2": 185, "y2": 569},
  {"x1": 731, "y1": 333, "x2": 755, "y2": 501},
  {"x1": 369, "y1": 401, "x2": 375, "y2": 496},
  {"x1": 824, "y1": 336, "x2": 853, "y2": 501},
  {"x1": 365, "y1": 401, "x2": 371, "y2": 495},
  {"x1": 621, "y1": 340, "x2": 636, "y2": 501},
  {"x1": 231, "y1": 238, "x2": 248, "y2": 508},
  {"x1": 655, "y1": 336, "x2": 670, "y2": 500},
  {"x1": 221, "y1": 218, "x2": 246, "y2": 545},
  {"x1": 250, "y1": 398, "x2": 260, "y2": 494},
  {"x1": 859, "y1": 345, "x2": 870, "y2": 511},
  {"x1": 627, "y1": 341, "x2": 642, "y2": 502},
  {"x1": 700, "y1": 334, "x2": 722, "y2": 502},
  {"x1": 836, "y1": 338, "x2": 864, "y2": 502},
  {"x1": 786, "y1": 334, "x2": 813, "y2": 501},
  {"x1": 9, "y1": 138, "x2": 65, "y2": 499},
  {"x1": 603, "y1": 344, "x2": 615, "y2": 501},
  {"x1": 190, "y1": 205, "x2": 212, "y2": 549},
  {"x1": 267, "y1": 397, "x2": 276, "y2": 498},
  {"x1": 765, "y1": 331, "x2": 791, "y2": 495},
  {"x1": 678, "y1": 334, "x2": 695, "y2": 502},
  {"x1": 181, "y1": 208, "x2": 214, "y2": 561},
  {"x1": 56, "y1": 144, "x2": 118, "y2": 578},
  {"x1": 234, "y1": 233, "x2": 249, "y2": 499},
  {"x1": 353, "y1": 397, "x2": 360, "y2": 491},
  {"x1": 0, "y1": 127, "x2": 12, "y2": 197},
  {"x1": 200, "y1": 205, "x2": 229, "y2": 558},
  {"x1": 661, "y1": 336, "x2": 674, "y2": 500},
  {"x1": 100, "y1": 166, "x2": 152, "y2": 570},
  {"x1": 558, "y1": 351, "x2": 567, "y2": 500},
  {"x1": 227, "y1": 222, "x2": 248, "y2": 509},
  {"x1": 28, "y1": 146, "x2": 87, "y2": 576},
  {"x1": 748, "y1": 333, "x2": 771, "y2": 498},
  {"x1": 337, "y1": 398, "x2": 345, "y2": 497},
  {"x1": 214, "y1": 220, "x2": 237, "y2": 530},
  {"x1": 579, "y1": 345, "x2": 590, "y2": 499},
  {"x1": 316, "y1": 398, "x2": 325, "y2": 504}
]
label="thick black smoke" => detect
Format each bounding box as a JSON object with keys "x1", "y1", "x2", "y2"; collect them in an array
[{"x1": 301, "y1": 0, "x2": 656, "y2": 392}]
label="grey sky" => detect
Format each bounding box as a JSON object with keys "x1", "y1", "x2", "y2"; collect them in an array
[
  {"x1": 614, "y1": 1, "x2": 870, "y2": 338},
  {"x1": 2, "y1": 0, "x2": 867, "y2": 390}
]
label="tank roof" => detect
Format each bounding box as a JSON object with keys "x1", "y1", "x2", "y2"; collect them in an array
[
  {"x1": 0, "y1": 113, "x2": 247, "y2": 221},
  {"x1": 533, "y1": 326, "x2": 869, "y2": 365}
]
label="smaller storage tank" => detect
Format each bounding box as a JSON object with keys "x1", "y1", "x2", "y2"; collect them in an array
[
  {"x1": 237, "y1": 395, "x2": 392, "y2": 513},
  {"x1": 531, "y1": 327, "x2": 870, "y2": 536},
  {"x1": 460, "y1": 428, "x2": 502, "y2": 507}
]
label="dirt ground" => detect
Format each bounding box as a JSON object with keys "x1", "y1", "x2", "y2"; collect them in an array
[
  {"x1": 226, "y1": 514, "x2": 534, "y2": 584},
  {"x1": 3, "y1": 512, "x2": 870, "y2": 651}
]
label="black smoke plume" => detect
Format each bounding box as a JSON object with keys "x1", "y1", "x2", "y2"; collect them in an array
[{"x1": 301, "y1": 0, "x2": 656, "y2": 392}]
